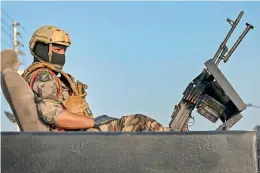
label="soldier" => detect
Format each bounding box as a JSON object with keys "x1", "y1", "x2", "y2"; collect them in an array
[{"x1": 22, "y1": 25, "x2": 171, "y2": 132}]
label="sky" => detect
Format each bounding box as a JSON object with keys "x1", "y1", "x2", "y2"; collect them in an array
[{"x1": 1, "y1": 1, "x2": 260, "y2": 131}]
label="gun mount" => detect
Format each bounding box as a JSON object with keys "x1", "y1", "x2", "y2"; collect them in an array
[{"x1": 169, "y1": 11, "x2": 254, "y2": 131}]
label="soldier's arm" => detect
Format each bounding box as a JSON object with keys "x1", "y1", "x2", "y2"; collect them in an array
[
  {"x1": 31, "y1": 69, "x2": 94, "y2": 129},
  {"x1": 55, "y1": 111, "x2": 94, "y2": 129}
]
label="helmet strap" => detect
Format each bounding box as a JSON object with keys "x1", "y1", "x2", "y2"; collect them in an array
[{"x1": 48, "y1": 43, "x2": 52, "y2": 63}]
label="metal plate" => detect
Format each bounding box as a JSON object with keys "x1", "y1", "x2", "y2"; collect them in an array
[
  {"x1": 204, "y1": 59, "x2": 247, "y2": 111},
  {"x1": 1, "y1": 131, "x2": 258, "y2": 173}
]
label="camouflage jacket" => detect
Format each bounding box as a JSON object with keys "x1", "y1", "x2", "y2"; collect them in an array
[{"x1": 22, "y1": 62, "x2": 93, "y2": 129}]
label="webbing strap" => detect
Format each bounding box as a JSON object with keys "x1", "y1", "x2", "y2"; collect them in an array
[{"x1": 29, "y1": 69, "x2": 62, "y2": 99}]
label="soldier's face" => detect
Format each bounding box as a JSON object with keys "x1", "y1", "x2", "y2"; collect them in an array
[{"x1": 52, "y1": 45, "x2": 66, "y2": 55}]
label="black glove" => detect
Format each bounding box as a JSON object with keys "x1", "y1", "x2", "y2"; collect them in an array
[
  {"x1": 94, "y1": 115, "x2": 118, "y2": 125},
  {"x1": 93, "y1": 115, "x2": 119, "y2": 128},
  {"x1": 76, "y1": 115, "x2": 119, "y2": 131}
]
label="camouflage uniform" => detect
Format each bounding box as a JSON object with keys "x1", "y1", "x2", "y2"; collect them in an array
[
  {"x1": 91, "y1": 114, "x2": 170, "y2": 132},
  {"x1": 23, "y1": 25, "x2": 170, "y2": 132},
  {"x1": 24, "y1": 67, "x2": 170, "y2": 132},
  {"x1": 24, "y1": 67, "x2": 72, "y2": 128}
]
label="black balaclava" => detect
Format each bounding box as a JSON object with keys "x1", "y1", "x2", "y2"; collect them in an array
[{"x1": 33, "y1": 42, "x2": 66, "y2": 67}]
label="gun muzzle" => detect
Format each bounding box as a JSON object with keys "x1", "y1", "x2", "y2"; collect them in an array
[{"x1": 223, "y1": 22, "x2": 254, "y2": 62}]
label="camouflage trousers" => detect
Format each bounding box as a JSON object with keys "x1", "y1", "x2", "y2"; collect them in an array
[{"x1": 86, "y1": 114, "x2": 171, "y2": 132}]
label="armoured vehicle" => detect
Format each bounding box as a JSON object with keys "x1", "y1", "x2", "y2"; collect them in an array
[{"x1": 1, "y1": 11, "x2": 259, "y2": 173}]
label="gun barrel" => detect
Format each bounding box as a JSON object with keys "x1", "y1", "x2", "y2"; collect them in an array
[
  {"x1": 223, "y1": 23, "x2": 254, "y2": 62},
  {"x1": 212, "y1": 11, "x2": 244, "y2": 63},
  {"x1": 216, "y1": 46, "x2": 228, "y2": 65}
]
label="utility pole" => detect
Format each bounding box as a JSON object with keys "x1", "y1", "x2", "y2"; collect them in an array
[
  {"x1": 12, "y1": 21, "x2": 25, "y2": 75},
  {"x1": 12, "y1": 21, "x2": 23, "y2": 131},
  {"x1": 13, "y1": 21, "x2": 18, "y2": 52},
  {"x1": 12, "y1": 21, "x2": 25, "y2": 57}
]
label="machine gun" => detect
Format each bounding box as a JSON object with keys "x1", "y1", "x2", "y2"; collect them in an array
[{"x1": 169, "y1": 11, "x2": 254, "y2": 131}]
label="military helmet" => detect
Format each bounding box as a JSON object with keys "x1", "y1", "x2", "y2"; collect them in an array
[{"x1": 29, "y1": 25, "x2": 71, "y2": 63}]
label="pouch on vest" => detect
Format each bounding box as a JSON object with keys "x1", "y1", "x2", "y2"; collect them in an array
[
  {"x1": 62, "y1": 96, "x2": 92, "y2": 117},
  {"x1": 76, "y1": 80, "x2": 88, "y2": 97}
]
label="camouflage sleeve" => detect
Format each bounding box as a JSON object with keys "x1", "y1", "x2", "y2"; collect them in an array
[{"x1": 31, "y1": 69, "x2": 64, "y2": 126}]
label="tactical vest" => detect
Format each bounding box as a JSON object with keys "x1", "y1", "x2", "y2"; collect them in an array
[{"x1": 22, "y1": 62, "x2": 93, "y2": 119}]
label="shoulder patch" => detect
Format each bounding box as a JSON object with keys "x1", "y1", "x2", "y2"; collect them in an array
[{"x1": 38, "y1": 70, "x2": 51, "y2": 82}]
